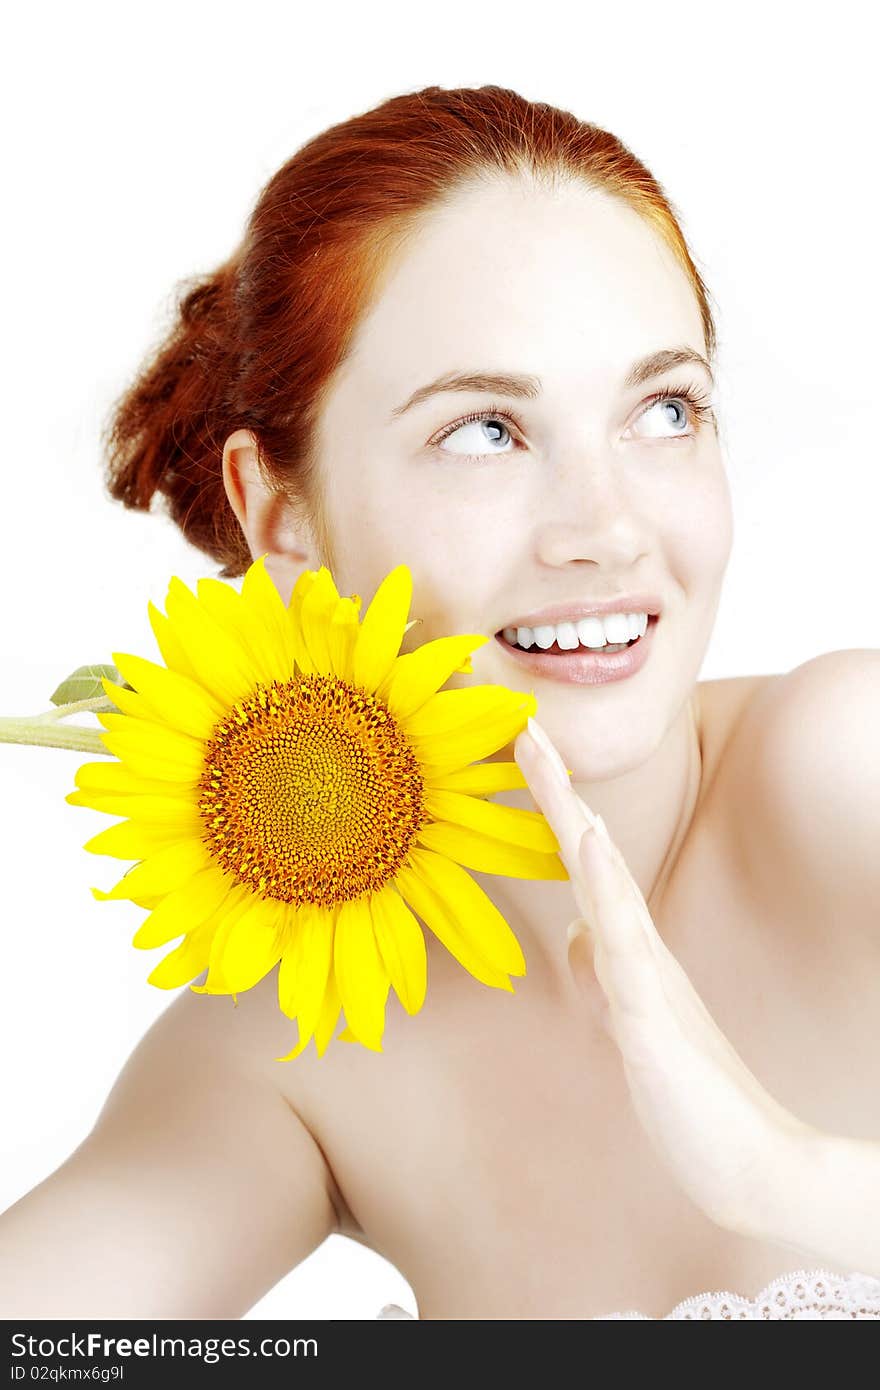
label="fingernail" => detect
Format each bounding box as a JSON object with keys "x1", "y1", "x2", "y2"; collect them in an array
[
  {"x1": 566, "y1": 917, "x2": 591, "y2": 946},
  {"x1": 527, "y1": 716, "x2": 570, "y2": 788},
  {"x1": 592, "y1": 814, "x2": 622, "y2": 868},
  {"x1": 567, "y1": 918, "x2": 595, "y2": 989},
  {"x1": 595, "y1": 813, "x2": 614, "y2": 848}
]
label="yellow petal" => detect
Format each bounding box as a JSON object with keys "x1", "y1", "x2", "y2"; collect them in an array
[
  {"x1": 403, "y1": 845, "x2": 525, "y2": 976},
  {"x1": 352, "y1": 565, "x2": 413, "y2": 693},
  {"x1": 91, "y1": 837, "x2": 211, "y2": 901},
  {"x1": 276, "y1": 955, "x2": 341, "y2": 1062},
  {"x1": 212, "y1": 896, "x2": 283, "y2": 992},
  {"x1": 77, "y1": 786, "x2": 201, "y2": 826},
  {"x1": 83, "y1": 819, "x2": 190, "y2": 860},
  {"x1": 297, "y1": 568, "x2": 342, "y2": 676},
  {"x1": 423, "y1": 788, "x2": 559, "y2": 854},
  {"x1": 132, "y1": 864, "x2": 238, "y2": 949},
  {"x1": 287, "y1": 569, "x2": 320, "y2": 675},
  {"x1": 413, "y1": 694, "x2": 538, "y2": 776},
  {"x1": 393, "y1": 859, "x2": 513, "y2": 991},
  {"x1": 314, "y1": 968, "x2": 347, "y2": 1056},
  {"x1": 275, "y1": 1027, "x2": 311, "y2": 1063},
  {"x1": 100, "y1": 675, "x2": 159, "y2": 722},
  {"x1": 67, "y1": 789, "x2": 201, "y2": 828},
  {"x1": 110, "y1": 652, "x2": 225, "y2": 741},
  {"x1": 162, "y1": 576, "x2": 259, "y2": 708},
  {"x1": 414, "y1": 820, "x2": 569, "y2": 881},
  {"x1": 195, "y1": 575, "x2": 288, "y2": 692},
  {"x1": 333, "y1": 895, "x2": 389, "y2": 1050},
  {"x1": 277, "y1": 903, "x2": 335, "y2": 1044},
  {"x1": 148, "y1": 917, "x2": 216, "y2": 989},
  {"x1": 188, "y1": 890, "x2": 254, "y2": 995},
  {"x1": 327, "y1": 597, "x2": 361, "y2": 680},
  {"x1": 147, "y1": 601, "x2": 202, "y2": 685},
  {"x1": 369, "y1": 883, "x2": 427, "y2": 1015},
  {"x1": 425, "y1": 760, "x2": 529, "y2": 795},
  {"x1": 376, "y1": 634, "x2": 489, "y2": 721},
  {"x1": 405, "y1": 685, "x2": 530, "y2": 738},
  {"x1": 96, "y1": 733, "x2": 203, "y2": 787},
  {"x1": 95, "y1": 709, "x2": 204, "y2": 762},
  {"x1": 238, "y1": 553, "x2": 298, "y2": 680},
  {"x1": 71, "y1": 761, "x2": 179, "y2": 797}
]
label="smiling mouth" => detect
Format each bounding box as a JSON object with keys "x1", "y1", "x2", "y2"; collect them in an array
[{"x1": 495, "y1": 615, "x2": 658, "y2": 655}]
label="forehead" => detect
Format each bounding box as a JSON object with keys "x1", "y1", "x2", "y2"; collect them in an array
[{"x1": 343, "y1": 176, "x2": 704, "y2": 396}]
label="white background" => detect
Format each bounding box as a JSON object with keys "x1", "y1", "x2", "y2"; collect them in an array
[{"x1": 1, "y1": 0, "x2": 876, "y2": 1321}]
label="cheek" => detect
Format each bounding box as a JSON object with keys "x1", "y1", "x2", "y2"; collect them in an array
[
  {"x1": 666, "y1": 467, "x2": 734, "y2": 586},
  {"x1": 320, "y1": 472, "x2": 494, "y2": 629}
]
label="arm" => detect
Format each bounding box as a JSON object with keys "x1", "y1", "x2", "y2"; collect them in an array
[
  {"x1": 738, "y1": 1125, "x2": 880, "y2": 1279},
  {"x1": 726, "y1": 649, "x2": 880, "y2": 1274},
  {"x1": 734, "y1": 648, "x2": 880, "y2": 937},
  {"x1": 515, "y1": 715, "x2": 880, "y2": 1274},
  {"x1": 0, "y1": 973, "x2": 340, "y2": 1318}
]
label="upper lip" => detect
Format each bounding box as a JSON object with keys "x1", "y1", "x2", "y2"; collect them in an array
[{"x1": 496, "y1": 594, "x2": 663, "y2": 632}]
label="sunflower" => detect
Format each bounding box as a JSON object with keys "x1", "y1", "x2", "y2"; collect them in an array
[{"x1": 67, "y1": 556, "x2": 568, "y2": 1060}]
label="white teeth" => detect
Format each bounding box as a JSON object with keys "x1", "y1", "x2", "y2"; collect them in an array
[
  {"x1": 576, "y1": 617, "x2": 608, "y2": 648},
  {"x1": 602, "y1": 613, "x2": 631, "y2": 644},
  {"x1": 502, "y1": 611, "x2": 650, "y2": 653},
  {"x1": 554, "y1": 621, "x2": 580, "y2": 651}
]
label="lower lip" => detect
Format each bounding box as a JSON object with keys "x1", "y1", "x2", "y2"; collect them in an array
[{"x1": 494, "y1": 616, "x2": 659, "y2": 685}]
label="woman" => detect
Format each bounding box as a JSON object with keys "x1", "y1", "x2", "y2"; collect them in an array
[{"x1": 1, "y1": 84, "x2": 878, "y2": 1321}]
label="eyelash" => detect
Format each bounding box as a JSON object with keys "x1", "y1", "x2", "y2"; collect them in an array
[{"x1": 429, "y1": 381, "x2": 716, "y2": 462}]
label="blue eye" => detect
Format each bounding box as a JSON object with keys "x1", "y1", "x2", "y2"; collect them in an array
[
  {"x1": 436, "y1": 414, "x2": 514, "y2": 459},
  {"x1": 430, "y1": 383, "x2": 715, "y2": 464},
  {"x1": 629, "y1": 382, "x2": 716, "y2": 440}
]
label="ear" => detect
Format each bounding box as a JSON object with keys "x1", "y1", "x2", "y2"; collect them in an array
[{"x1": 222, "y1": 428, "x2": 321, "y2": 606}]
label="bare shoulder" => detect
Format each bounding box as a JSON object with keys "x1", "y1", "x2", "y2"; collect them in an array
[
  {"x1": 0, "y1": 969, "x2": 347, "y2": 1318},
  {"x1": 693, "y1": 671, "x2": 783, "y2": 810},
  {"x1": 94, "y1": 969, "x2": 342, "y2": 1230},
  {"x1": 91, "y1": 968, "x2": 351, "y2": 1245},
  {"x1": 215, "y1": 969, "x2": 361, "y2": 1238},
  {"x1": 709, "y1": 650, "x2": 880, "y2": 946}
]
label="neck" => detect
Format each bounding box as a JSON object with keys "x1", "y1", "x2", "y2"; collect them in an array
[{"x1": 483, "y1": 691, "x2": 705, "y2": 981}]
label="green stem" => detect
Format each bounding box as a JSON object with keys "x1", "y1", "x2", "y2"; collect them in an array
[
  {"x1": 0, "y1": 697, "x2": 113, "y2": 755},
  {"x1": 38, "y1": 696, "x2": 113, "y2": 721}
]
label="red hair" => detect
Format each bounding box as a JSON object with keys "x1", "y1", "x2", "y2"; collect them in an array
[{"x1": 102, "y1": 84, "x2": 718, "y2": 579}]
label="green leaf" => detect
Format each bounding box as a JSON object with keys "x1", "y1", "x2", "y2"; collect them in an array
[{"x1": 49, "y1": 664, "x2": 135, "y2": 708}]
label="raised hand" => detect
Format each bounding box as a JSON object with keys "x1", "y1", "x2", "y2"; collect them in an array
[{"x1": 513, "y1": 716, "x2": 813, "y2": 1237}]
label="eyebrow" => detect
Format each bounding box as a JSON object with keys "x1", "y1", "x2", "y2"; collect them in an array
[{"x1": 389, "y1": 346, "x2": 715, "y2": 420}]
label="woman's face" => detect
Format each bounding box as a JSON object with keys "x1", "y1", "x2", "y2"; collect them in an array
[{"x1": 309, "y1": 175, "x2": 733, "y2": 777}]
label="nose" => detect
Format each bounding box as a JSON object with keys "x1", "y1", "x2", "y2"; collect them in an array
[{"x1": 532, "y1": 451, "x2": 649, "y2": 569}]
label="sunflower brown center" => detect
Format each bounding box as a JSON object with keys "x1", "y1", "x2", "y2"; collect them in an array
[{"x1": 197, "y1": 674, "x2": 427, "y2": 907}]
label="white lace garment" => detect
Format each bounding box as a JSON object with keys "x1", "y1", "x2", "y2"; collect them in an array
[{"x1": 377, "y1": 1268, "x2": 880, "y2": 1320}]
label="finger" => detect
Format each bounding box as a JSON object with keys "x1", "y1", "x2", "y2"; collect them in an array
[
  {"x1": 584, "y1": 810, "x2": 670, "y2": 963},
  {"x1": 567, "y1": 919, "x2": 615, "y2": 1036},
  {"x1": 577, "y1": 825, "x2": 664, "y2": 1011},
  {"x1": 566, "y1": 917, "x2": 594, "y2": 978},
  {"x1": 578, "y1": 824, "x2": 637, "y2": 949},
  {"x1": 517, "y1": 723, "x2": 660, "y2": 964},
  {"x1": 513, "y1": 732, "x2": 596, "y2": 906}
]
